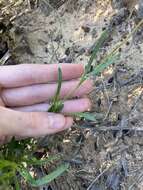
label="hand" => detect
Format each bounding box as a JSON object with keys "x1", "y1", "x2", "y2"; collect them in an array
[{"x1": 0, "y1": 64, "x2": 93, "y2": 143}]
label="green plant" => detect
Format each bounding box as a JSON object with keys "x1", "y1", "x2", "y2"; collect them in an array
[
  {"x1": 0, "y1": 138, "x2": 69, "y2": 189},
  {"x1": 48, "y1": 19, "x2": 143, "y2": 117},
  {"x1": 48, "y1": 29, "x2": 119, "y2": 118},
  {"x1": 48, "y1": 30, "x2": 111, "y2": 114},
  {"x1": 48, "y1": 68, "x2": 64, "y2": 113},
  {"x1": 0, "y1": 19, "x2": 143, "y2": 189}
]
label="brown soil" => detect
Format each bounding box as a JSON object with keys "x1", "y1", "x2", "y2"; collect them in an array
[{"x1": 0, "y1": 0, "x2": 143, "y2": 189}]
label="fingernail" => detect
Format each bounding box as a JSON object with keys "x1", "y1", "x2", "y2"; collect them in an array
[{"x1": 48, "y1": 115, "x2": 66, "y2": 129}]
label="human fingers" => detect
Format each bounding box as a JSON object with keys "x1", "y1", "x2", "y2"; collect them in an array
[
  {"x1": 12, "y1": 98, "x2": 91, "y2": 113},
  {"x1": 2, "y1": 80, "x2": 93, "y2": 107},
  {"x1": 0, "y1": 64, "x2": 84, "y2": 88}
]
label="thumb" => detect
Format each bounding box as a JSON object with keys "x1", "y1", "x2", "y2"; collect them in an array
[{"x1": 0, "y1": 106, "x2": 73, "y2": 137}]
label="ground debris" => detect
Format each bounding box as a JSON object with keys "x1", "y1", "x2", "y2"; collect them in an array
[{"x1": 1, "y1": 0, "x2": 143, "y2": 189}]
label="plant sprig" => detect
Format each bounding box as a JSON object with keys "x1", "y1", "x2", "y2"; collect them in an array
[
  {"x1": 68, "y1": 112, "x2": 97, "y2": 122},
  {"x1": 48, "y1": 67, "x2": 64, "y2": 113},
  {"x1": 81, "y1": 30, "x2": 110, "y2": 83},
  {"x1": 0, "y1": 138, "x2": 68, "y2": 188},
  {"x1": 49, "y1": 19, "x2": 143, "y2": 118}
]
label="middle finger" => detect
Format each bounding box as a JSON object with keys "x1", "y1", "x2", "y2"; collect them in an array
[{"x1": 2, "y1": 80, "x2": 93, "y2": 107}]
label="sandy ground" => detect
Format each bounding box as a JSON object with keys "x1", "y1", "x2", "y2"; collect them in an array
[{"x1": 0, "y1": 0, "x2": 143, "y2": 189}]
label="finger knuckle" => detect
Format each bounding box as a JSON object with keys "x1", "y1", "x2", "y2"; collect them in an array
[{"x1": 28, "y1": 112, "x2": 38, "y2": 130}]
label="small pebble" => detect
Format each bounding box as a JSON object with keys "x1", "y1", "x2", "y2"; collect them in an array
[
  {"x1": 59, "y1": 56, "x2": 73, "y2": 63},
  {"x1": 81, "y1": 24, "x2": 90, "y2": 33},
  {"x1": 54, "y1": 34, "x2": 63, "y2": 42},
  {"x1": 65, "y1": 47, "x2": 70, "y2": 56},
  {"x1": 138, "y1": 0, "x2": 143, "y2": 18}
]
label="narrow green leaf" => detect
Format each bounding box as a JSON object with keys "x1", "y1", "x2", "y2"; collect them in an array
[
  {"x1": 19, "y1": 163, "x2": 69, "y2": 187},
  {"x1": 82, "y1": 30, "x2": 109, "y2": 79},
  {"x1": 53, "y1": 67, "x2": 62, "y2": 102},
  {"x1": 25, "y1": 155, "x2": 60, "y2": 166},
  {"x1": 15, "y1": 178, "x2": 20, "y2": 190},
  {"x1": 90, "y1": 53, "x2": 120, "y2": 76},
  {"x1": 18, "y1": 168, "x2": 33, "y2": 183},
  {"x1": 68, "y1": 30, "x2": 110, "y2": 97},
  {"x1": 70, "y1": 112, "x2": 97, "y2": 121},
  {"x1": 87, "y1": 30, "x2": 109, "y2": 69},
  {"x1": 0, "y1": 160, "x2": 17, "y2": 169},
  {"x1": 48, "y1": 67, "x2": 64, "y2": 112},
  {"x1": 73, "y1": 54, "x2": 119, "y2": 102},
  {"x1": 48, "y1": 101, "x2": 64, "y2": 113},
  {"x1": 0, "y1": 171, "x2": 15, "y2": 180}
]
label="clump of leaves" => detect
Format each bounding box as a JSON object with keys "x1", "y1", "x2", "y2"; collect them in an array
[
  {"x1": 48, "y1": 29, "x2": 119, "y2": 119},
  {"x1": 48, "y1": 19, "x2": 143, "y2": 117},
  {"x1": 0, "y1": 138, "x2": 69, "y2": 189}
]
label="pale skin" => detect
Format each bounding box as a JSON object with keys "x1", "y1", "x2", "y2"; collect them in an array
[{"x1": 0, "y1": 64, "x2": 93, "y2": 144}]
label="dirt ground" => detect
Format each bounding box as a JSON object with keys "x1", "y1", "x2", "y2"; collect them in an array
[{"x1": 0, "y1": 0, "x2": 143, "y2": 189}]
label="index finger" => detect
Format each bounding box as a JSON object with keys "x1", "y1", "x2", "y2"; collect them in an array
[{"x1": 0, "y1": 64, "x2": 84, "y2": 88}]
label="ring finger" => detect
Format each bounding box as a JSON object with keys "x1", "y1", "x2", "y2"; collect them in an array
[{"x1": 12, "y1": 98, "x2": 91, "y2": 113}]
